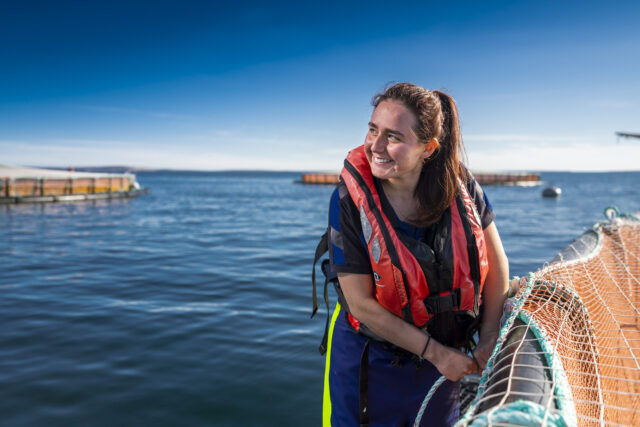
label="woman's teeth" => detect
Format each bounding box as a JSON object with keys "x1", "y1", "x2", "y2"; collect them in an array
[{"x1": 374, "y1": 157, "x2": 391, "y2": 164}]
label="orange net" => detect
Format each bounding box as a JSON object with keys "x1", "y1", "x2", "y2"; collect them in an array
[{"x1": 461, "y1": 211, "x2": 640, "y2": 426}]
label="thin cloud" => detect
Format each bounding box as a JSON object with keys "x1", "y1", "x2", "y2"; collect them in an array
[
  {"x1": 0, "y1": 138, "x2": 339, "y2": 171},
  {"x1": 467, "y1": 143, "x2": 640, "y2": 172},
  {"x1": 587, "y1": 100, "x2": 634, "y2": 109},
  {"x1": 464, "y1": 134, "x2": 594, "y2": 144},
  {"x1": 4, "y1": 134, "x2": 639, "y2": 172}
]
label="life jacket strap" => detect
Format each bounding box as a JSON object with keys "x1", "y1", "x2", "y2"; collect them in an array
[
  {"x1": 312, "y1": 229, "x2": 340, "y2": 355},
  {"x1": 318, "y1": 259, "x2": 335, "y2": 355},
  {"x1": 359, "y1": 340, "x2": 371, "y2": 427},
  {"x1": 424, "y1": 289, "x2": 462, "y2": 314},
  {"x1": 311, "y1": 230, "x2": 329, "y2": 319}
]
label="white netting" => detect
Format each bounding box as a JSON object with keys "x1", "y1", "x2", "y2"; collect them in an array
[{"x1": 459, "y1": 211, "x2": 640, "y2": 426}]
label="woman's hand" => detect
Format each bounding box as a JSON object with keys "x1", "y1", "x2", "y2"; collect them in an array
[
  {"x1": 338, "y1": 273, "x2": 478, "y2": 381},
  {"x1": 429, "y1": 341, "x2": 478, "y2": 382},
  {"x1": 472, "y1": 332, "x2": 499, "y2": 371}
]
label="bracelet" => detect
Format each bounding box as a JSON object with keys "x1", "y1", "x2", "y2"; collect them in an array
[{"x1": 420, "y1": 334, "x2": 432, "y2": 360}]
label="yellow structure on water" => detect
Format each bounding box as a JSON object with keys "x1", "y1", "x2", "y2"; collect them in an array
[{"x1": 0, "y1": 165, "x2": 148, "y2": 204}]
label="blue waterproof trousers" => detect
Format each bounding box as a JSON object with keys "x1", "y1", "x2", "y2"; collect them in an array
[{"x1": 323, "y1": 304, "x2": 460, "y2": 426}]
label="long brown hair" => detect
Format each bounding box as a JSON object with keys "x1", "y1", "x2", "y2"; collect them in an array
[{"x1": 372, "y1": 83, "x2": 467, "y2": 225}]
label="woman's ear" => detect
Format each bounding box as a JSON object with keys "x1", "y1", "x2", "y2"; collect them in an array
[{"x1": 425, "y1": 138, "x2": 439, "y2": 157}]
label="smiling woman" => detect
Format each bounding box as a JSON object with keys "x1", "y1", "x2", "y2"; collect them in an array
[{"x1": 315, "y1": 83, "x2": 509, "y2": 426}]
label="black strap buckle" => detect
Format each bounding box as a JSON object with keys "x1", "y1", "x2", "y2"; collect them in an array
[{"x1": 424, "y1": 289, "x2": 461, "y2": 314}]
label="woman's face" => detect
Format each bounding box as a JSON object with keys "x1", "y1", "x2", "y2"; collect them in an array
[{"x1": 364, "y1": 100, "x2": 428, "y2": 185}]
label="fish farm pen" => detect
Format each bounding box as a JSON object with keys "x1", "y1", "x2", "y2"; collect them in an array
[
  {"x1": 300, "y1": 171, "x2": 541, "y2": 186},
  {"x1": 0, "y1": 165, "x2": 148, "y2": 204},
  {"x1": 458, "y1": 208, "x2": 640, "y2": 426}
]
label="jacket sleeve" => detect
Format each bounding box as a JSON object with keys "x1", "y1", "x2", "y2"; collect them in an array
[
  {"x1": 328, "y1": 182, "x2": 373, "y2": 274},
  {"x1": 465, "y1": 170, "x2": 496, "y2": 229}
]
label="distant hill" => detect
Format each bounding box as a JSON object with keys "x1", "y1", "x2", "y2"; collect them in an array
[{"x1": 37, "y1": 166, "x2": 154, "y2": 173}]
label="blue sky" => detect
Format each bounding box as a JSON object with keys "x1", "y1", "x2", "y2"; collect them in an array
[{"x1": 1, "y1": 0, "x2": 639, "y2": 171}]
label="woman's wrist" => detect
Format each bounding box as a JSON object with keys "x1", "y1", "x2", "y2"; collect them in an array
[
  {"x1": 420, "y1": 334, "x2": 443, "y2": 365},
  {"x1": 419, "y1": 333, "x2": 432, "y2": 360}
]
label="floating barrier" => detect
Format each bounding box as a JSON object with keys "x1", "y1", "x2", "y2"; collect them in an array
[
  {"x1": 300, "y1": 173, "x2": 341, "y2": 185},
  {"x1": 0, "y1": 165, "x2": 148, "y2": 204},
  {"x1": 458, "y1": 208, "x2": 640, "y2": 426},
  {"x1": 473, "y1": 172, "x2": 540, "y2": 186},
  {"x1": 300, "y1": 172, "x2": 540, "y2": 186}
]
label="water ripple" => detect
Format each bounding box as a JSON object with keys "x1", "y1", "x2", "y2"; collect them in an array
[{"x1": 2, "y1": 171, "x2": 640, "y2": 425}]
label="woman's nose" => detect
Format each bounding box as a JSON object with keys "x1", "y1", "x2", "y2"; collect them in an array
[{"x1": 370, "y1": 134, "x2": 386, "y2": 152}]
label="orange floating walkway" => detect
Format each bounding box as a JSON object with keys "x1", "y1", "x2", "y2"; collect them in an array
[
  {"x1": 300, "y1": 171, "x2": 540, "y2": 186},
  {"x1": 0, "y1": 165, "x2": 148, "y2": 204}
]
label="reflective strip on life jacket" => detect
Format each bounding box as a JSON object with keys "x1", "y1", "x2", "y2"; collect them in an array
[
  {"x1": 453, "y1": 180, "x2": 489, "y2": 314},
  {"x1": 340, "y1": 145, "x2": 488, "y2": 328}
]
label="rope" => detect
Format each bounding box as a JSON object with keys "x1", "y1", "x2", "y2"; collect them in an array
[
  {"x1": 413, "y1": 375, "x2": 446, "y2": 427},
  {"x1": 458, "y1": 273, "x2": 537, "y2": 424},
  {"x1": 466, "y1": 400, "x2": 569, "y2": 427}
]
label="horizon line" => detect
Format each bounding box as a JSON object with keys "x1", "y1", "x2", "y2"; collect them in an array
[{"x1": 19, "y1": 165, "x2": 640, "y2": 174}]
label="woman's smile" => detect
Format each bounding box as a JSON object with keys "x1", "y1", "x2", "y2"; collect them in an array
[{"x1": 373, "y1": 155, "x2": 392, "y2": 164}]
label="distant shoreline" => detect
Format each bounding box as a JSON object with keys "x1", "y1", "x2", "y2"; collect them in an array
[{"x1": 31, "y1": 167, "x2": 640, "y2": 174}]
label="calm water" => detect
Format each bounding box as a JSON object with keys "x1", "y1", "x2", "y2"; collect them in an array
[{"x1": 1, "y1": 170, "x2": 639, "y2": 426}]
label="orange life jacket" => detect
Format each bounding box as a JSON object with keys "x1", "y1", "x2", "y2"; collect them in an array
[{"x1": 341, "y1": 145, "x2": 489, "y2": 330}]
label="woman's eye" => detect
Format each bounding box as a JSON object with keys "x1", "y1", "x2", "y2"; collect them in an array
[{"x1": 388, "y1": 134, "x2": 399, "y2": 141}]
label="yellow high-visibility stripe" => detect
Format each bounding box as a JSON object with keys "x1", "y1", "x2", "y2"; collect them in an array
[{"x1": 323, "y1": 303, "x2": 342, "y2": 426}]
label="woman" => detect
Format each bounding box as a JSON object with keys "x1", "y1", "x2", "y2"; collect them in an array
[{"x1": 322, "y1": 83, "x2": 509, "y2": 426}]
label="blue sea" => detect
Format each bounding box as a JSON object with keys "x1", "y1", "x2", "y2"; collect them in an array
[{"x1": 1, "y1": 170, "x2": 639, "y2": 426}]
